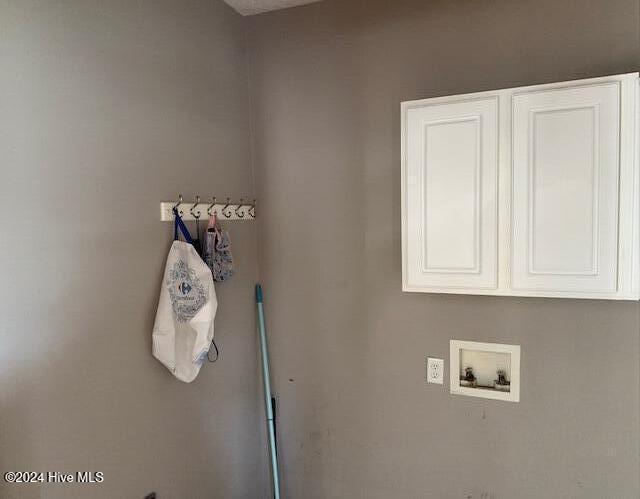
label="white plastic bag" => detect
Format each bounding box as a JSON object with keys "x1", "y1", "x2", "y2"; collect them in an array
[{"x1": 152, "y1": 211, "x2": 217, "y2": 382}]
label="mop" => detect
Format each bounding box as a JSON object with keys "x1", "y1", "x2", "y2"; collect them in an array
[{"x1": 255, "y1": 284, "x2": 281, "y2": 499}]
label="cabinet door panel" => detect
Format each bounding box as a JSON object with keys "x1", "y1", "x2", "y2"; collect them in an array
[
  {"x1": 403, "y1": 97, "x2": 498, "y2": 290},
  {"x1": 511, "y1": 82, "x2": 620, "y2": 293}
]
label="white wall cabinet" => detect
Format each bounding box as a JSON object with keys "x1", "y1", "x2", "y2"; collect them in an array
[{"x1": 402, "y1": 73, "x2": 640, "y2": 300}]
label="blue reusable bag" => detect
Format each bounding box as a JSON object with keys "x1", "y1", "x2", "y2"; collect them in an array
[{"x1": 152, "y1": 209, "x2": 217, "y2": 382}]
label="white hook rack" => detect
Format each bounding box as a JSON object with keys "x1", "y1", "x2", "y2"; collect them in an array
[{"x1": 160, "y1": 198, "x2": 256, "y2": 221}]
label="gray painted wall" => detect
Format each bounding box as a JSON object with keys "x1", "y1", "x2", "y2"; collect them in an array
[
  {"x1": 249, "y1": 1, "x2": 640, "y2": 497},
  {"x1": 2, "y1": 1, "x2": 640, "y2": 498},
  {"x1": 0, "y1": 1, "x2": 267, "y2": 498}
]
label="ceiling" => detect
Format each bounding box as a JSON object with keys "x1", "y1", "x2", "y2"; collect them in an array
[{"x1": 223, "y1": 0, "x2": 324, "y2": 16}]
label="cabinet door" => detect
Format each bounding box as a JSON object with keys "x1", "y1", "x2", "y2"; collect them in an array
[
  {"x1": 511, "y1": 82, "x2": 620, "y2": 293},
  {"x1": 403, "y1": 96, "x2": 498, "y2": 290}
]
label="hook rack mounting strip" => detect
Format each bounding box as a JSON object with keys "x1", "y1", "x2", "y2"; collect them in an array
[{"x1": 160, "y1": 201, "x2": 255, "y2": 221}]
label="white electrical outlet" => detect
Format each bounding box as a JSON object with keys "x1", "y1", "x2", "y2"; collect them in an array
[{"x1": 426, "y1": 357, "x2": 444, "y2": 384}]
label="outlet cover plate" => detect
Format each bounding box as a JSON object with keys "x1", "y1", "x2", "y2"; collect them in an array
[{"x1": 426, "y1": 357, "x2": 444, "y2": 384}]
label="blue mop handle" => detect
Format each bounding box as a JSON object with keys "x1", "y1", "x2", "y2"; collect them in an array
[{"x1": 256, "y1": 284, "x2": 281, "y2": 499}]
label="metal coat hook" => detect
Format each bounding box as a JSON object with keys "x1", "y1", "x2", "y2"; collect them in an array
[
  {"x1": 235, "y1": 198, "x2": 245, "y2": 218},
  {"x1": 174, "y1": 194, "x2": 184, "y2": 215},
  {"x1": 222, "y1": 198, "x2": 232, "y2": 219},
  {"x1": 207, "y1": 197, "x2": 217, "y2": 216},
  {"x1": 190, "y1": 196, "x2": 201, "y2": 219}
]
